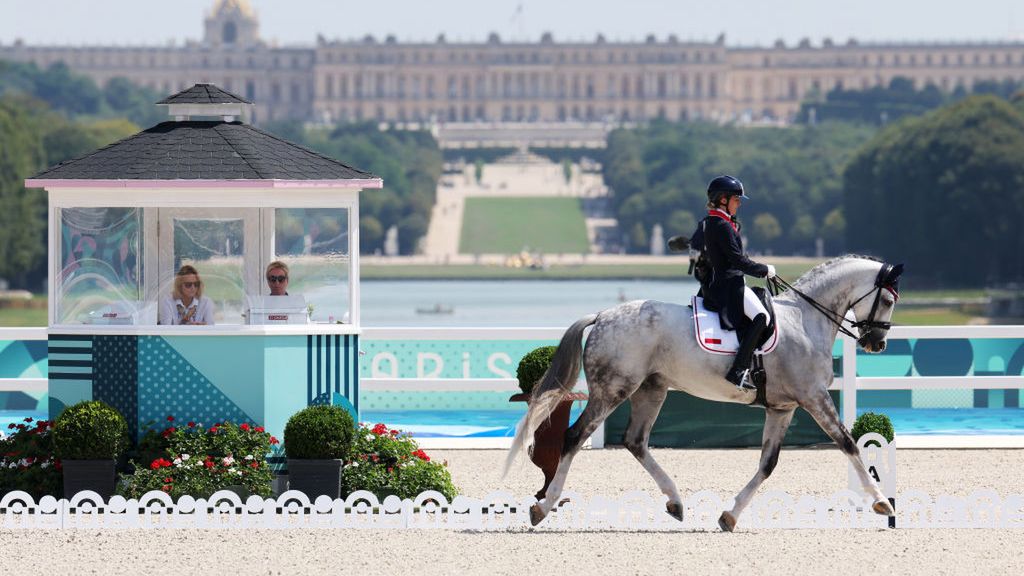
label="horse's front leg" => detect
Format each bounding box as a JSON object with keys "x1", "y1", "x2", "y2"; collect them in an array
[
  {"x1": 800, "y1": 390, "x2": 895, "y2": 516},
  {"x1": 719, "y1": 407, "x2": 795, "y2": 532}
]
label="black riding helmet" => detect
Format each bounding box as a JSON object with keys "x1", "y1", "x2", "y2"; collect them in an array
[{"x1": 706, "y1": 175, "x2": 749, "y2": 202}]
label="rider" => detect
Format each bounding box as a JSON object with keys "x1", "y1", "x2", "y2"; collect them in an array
[{"x1": 690, "y1": 175, "x2": 776, "y2": 390}]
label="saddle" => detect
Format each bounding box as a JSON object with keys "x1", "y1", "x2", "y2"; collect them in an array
[{"x1": 691, "y1": 287, "x2": 778, "y2": 356}]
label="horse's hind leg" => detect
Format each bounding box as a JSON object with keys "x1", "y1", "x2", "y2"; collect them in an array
[
  {"x1": 801, "y1": 390, "x2": 894, "y2": 516},
  {"x1": 622, "y1": 377, "x2": 684, "y2": 521},
  {"x1": 529, "y1": 383, "x2": 631, "y2": 526},
  {"x1": 719, "y1": 407, "x2": 795, "y2": 532}
]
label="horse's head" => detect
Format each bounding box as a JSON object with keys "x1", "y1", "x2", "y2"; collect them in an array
[{"x1": 848, "y1": 262, "x2": 903, "y2": 353}]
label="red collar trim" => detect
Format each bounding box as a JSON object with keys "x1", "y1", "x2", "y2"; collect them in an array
[{"x1": 707, "y1": 209, "x2": 737, "y2": 231}]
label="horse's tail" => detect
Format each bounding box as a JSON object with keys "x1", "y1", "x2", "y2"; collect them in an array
[{"x1": 503, "y1": 313, "x2": 598, "y2": 479}]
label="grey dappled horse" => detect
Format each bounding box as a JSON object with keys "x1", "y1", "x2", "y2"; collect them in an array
[{"x1": 504, "y1": 255, "x2": 902, "y2": 531}]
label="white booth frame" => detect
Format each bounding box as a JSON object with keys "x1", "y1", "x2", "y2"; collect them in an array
[{"x1": 44, "y1": 186, "x2": 363, "y2": 333}]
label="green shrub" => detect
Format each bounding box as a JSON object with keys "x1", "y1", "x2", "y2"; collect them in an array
[
  {"x1": 341, "y1": 422, "x2": 458, "y2": 501},
  {"x1": 851, "y1": 412, "x2": 895, "y2": 444},
  {"x1": 0, "y1": 418, "x2": 62, "y2": 498},
  {"x1": 284, "y1": 405, "x2": 355, "y2": 460},
  {"x1": 119, "y1": 417, "x2": 278, "y2": 500},
  {"x1": 53, "y1": 401, "x2": 129, "y2": 460},
  {"x1": 516, "y1": 346, "x2": 557, "y2": 394}
]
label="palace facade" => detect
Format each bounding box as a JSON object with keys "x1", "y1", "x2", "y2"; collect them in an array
[{"x1": 3, "y1": 0, "x2": 1023, "y2": 125}]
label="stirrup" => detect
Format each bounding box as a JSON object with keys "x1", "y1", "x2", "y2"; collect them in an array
[{"x1": 727, "y1": 368, "x2": 756, "y2": 391}]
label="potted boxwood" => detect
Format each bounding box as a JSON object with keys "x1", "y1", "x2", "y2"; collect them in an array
[
  {"x1": 852, "y1": 412, "x2": 896, "y2": 445},
  {"x1": 53, "y1": 401, "x2": 129, "y2": 500},
  {"x1": 510, "y1": 346, "x2": 587, "y2": 499},
  {"x1": 284, "y1": 405, "x2": 355, "y2": 499}
]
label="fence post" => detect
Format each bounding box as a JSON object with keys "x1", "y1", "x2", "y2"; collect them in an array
[{"x1": 841, "y1": 334, "x2": 858, "y2": 429}]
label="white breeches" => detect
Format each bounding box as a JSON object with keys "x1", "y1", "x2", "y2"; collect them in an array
[{"x1": 742, "y1": 286, "x2": 768, "y2": 320}]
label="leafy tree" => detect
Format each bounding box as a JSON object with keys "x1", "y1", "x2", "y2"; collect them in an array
[
  {"x1": 844, "y1": 95, "x2": 1024, "y2": 286},
  {"x1": 751, "y1": 213, "x2": 781, "y2": 248},
  {"x1": 0, "y1": 97, "x2": 47, "y2": 286}
]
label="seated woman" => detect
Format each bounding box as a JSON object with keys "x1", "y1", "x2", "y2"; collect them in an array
[{"x1": 159, "y1": 264, "x2": 215, "y2": 325}]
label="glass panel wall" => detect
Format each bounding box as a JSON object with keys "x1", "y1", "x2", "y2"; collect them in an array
[
  {"x1": 58, "y1": 208, "x2": 146, "y2": 324},
  {"x1": 272, "y1": 208, "x2": 350, "y2": 323},
  {"x1": 53, "y1": 205, "x2": 353, "y2": 327}
]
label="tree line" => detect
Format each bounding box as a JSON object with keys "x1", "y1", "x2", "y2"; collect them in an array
[{"x1": 602, "y1": 120, "x2": 875, "y2": 256}]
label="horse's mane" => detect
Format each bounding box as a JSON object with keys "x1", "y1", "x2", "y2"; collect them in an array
[{"x1": 791, "y1": 254, "x2": 882, "y2": 291}]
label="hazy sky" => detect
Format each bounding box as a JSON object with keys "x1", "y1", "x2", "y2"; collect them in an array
[{"x1": 1, "y1": 0, "x2": 1022, "y2": 47}]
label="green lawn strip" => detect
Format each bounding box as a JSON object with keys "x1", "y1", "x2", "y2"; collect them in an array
[{"x1": 459, "y1": 197, "x2": 589, "y2": 254}]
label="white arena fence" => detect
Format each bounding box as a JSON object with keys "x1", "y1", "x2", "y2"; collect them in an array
[{"x1": 2, "y1": 325, "x2": 1023, "y2": 447}]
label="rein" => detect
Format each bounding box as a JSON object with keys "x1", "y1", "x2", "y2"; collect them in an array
[{"x1": 767, "y1": 263, "x2": 900, "y2": 345}]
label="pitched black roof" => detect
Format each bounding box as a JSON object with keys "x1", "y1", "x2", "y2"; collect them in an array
[
  {"x1": 31, "y1": 121, "x2": 377, "y2": 181},
  {"x1": 157, "y1": 83, "x2": 253, "y2": 105}
]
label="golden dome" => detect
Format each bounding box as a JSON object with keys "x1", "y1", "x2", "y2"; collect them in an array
[{"x1": 213, "y1": 0, "x2": 256, "y2": 18}]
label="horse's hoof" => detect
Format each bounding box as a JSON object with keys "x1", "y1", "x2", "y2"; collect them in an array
[
  {"x1": 666, "y1": 502, "x2": 684, "y2": 522},
  {"x1": 529, "y1": 504, "x2": 547, "y2": 526},
  {"x1": 872, "y1": 499, "x2": 895, "y2": 516},
  {"x1": 718, "y1": 511, "x2": 737, "y2": 532}
]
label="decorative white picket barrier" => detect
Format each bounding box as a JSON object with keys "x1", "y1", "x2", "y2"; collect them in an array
[{"x1": 1, "y1": 487, "x2": 1021, "y2": 530}]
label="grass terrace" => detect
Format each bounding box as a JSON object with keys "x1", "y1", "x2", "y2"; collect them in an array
[{"x1": 459, "y1": 197, "x2": 589, "y2": 254}]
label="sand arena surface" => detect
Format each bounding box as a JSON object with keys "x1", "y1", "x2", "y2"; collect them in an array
[{"x1": 2, "y1": 447, "x2": 1022, "y2": 575}]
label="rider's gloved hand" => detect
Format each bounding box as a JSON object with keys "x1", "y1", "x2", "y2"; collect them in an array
[{"x1": 765, "y1": 264, "x2": 777, "y2": 279}]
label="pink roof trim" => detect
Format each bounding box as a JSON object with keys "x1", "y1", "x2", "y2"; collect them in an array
[{"x1": 24, "y1": 178, "x2": 384, "y2": 189}]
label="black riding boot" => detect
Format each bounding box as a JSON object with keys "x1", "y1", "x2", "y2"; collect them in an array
[{"x1": 726, "y1": 314, "x2": 768, "y2": 390}]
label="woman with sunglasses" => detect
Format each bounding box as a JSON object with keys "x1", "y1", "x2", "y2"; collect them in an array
[
  {"x1": 265, "y1": 260, "x2": 290, "y2": 296},
  {"x1": 159, "y1": 264, "x2": 216, "y2": 325}
]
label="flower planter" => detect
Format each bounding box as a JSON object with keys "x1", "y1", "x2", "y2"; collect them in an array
[
  {"x1": 62, "y1": 459, "x2": 116, "y2": 500},
  {"x1": 509, "y1": 392, "x2": 587, "y2": 500},
  {"x1": 287, "y1": 459, "x2": 343, "y2": 499}
]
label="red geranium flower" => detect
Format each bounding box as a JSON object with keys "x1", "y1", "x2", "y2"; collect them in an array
[
  {"x1": 23, "y1": 417, "x2": 33, "y2": 423},
  {"x1": 269, "y1": 436, "x2": 279, "y2": 445},
  {"x1": 166, "y1": 415, "x2": 174, "y2": 422},
  {"x1": 161, "y1": 485, "x2": 171, "y2": 493},
  {"x1": 255, "y1": 426, "x2": 265, "y2": 433},
  {"x1": 412, "y1": 449, "x2": 430, "y2": 462},
  {"x1": 249, "y1": 461, "x2": 258, "y2": 469},
  {"x1": 164, "y1": 477, "x2": 173, "y2": 483},
  {"x1": 239, "y1": 423, "x2": 250, "y2": 432},
  {"x1": 372, "y1": 423, "x2": 388, "y2": 435},
  {"x1": 187, "y1": 421, "x2": 195, "y2": 428}
]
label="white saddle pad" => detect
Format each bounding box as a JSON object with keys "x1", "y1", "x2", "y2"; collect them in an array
[{"x1": 692, "y1": 296, "x2": 779, "y2": 356}]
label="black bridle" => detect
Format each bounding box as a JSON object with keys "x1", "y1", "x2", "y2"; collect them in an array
[{"x1": 768, "y1": 263, "x2": 902, "y2": 347}]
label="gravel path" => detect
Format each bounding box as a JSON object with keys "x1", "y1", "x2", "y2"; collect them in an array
[{"x1": 2, "y1": 448, "x2": 1022, "y2": 575}]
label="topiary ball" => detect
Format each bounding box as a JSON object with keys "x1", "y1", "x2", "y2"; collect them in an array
[
  {"x1": 516, "y1": 346, "x2": 557, "y2": 395},
  {"x1": 284, "y1": 405, "x2": 356, "y2": 460},
  {"x1": 53, "y1": 400, "x2": 129, "y2": 460},
  {"x1": 851, "y1": 412, "x2": 895, "y2": 444}
]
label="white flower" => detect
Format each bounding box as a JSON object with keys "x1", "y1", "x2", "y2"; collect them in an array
[
  {"x1": 173, "y1": 458, "x2": 182, "y2": 466},
  {"x1": 222, "y1": 456, "x2": 235, "y2": 466},
  {"x1": 244, "y1": 454, "x2": 254, "y2": 461},
  {"x1": 349, "y1": 462, "x2": 359, "y2": 469},
  {"x1": 40, "y1": 462, "x2": 49, "y2": 469},
  {"x1": 365, "y1": 434, "x2": 374, "y2": 441},
  {"x1": 181, "y1": 454, "x2": 190, "y2": 461}
]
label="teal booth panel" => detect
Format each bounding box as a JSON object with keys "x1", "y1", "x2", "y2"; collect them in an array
[
  {"x1": 0, "y1": 339, "x2": 48, "y2": 378},
  {"x1": 604, "y1": 390, "x2": 839, "y2": 448},
  {"x1": 47, "y1": 333, "x2": 360, "y2": 444}
]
